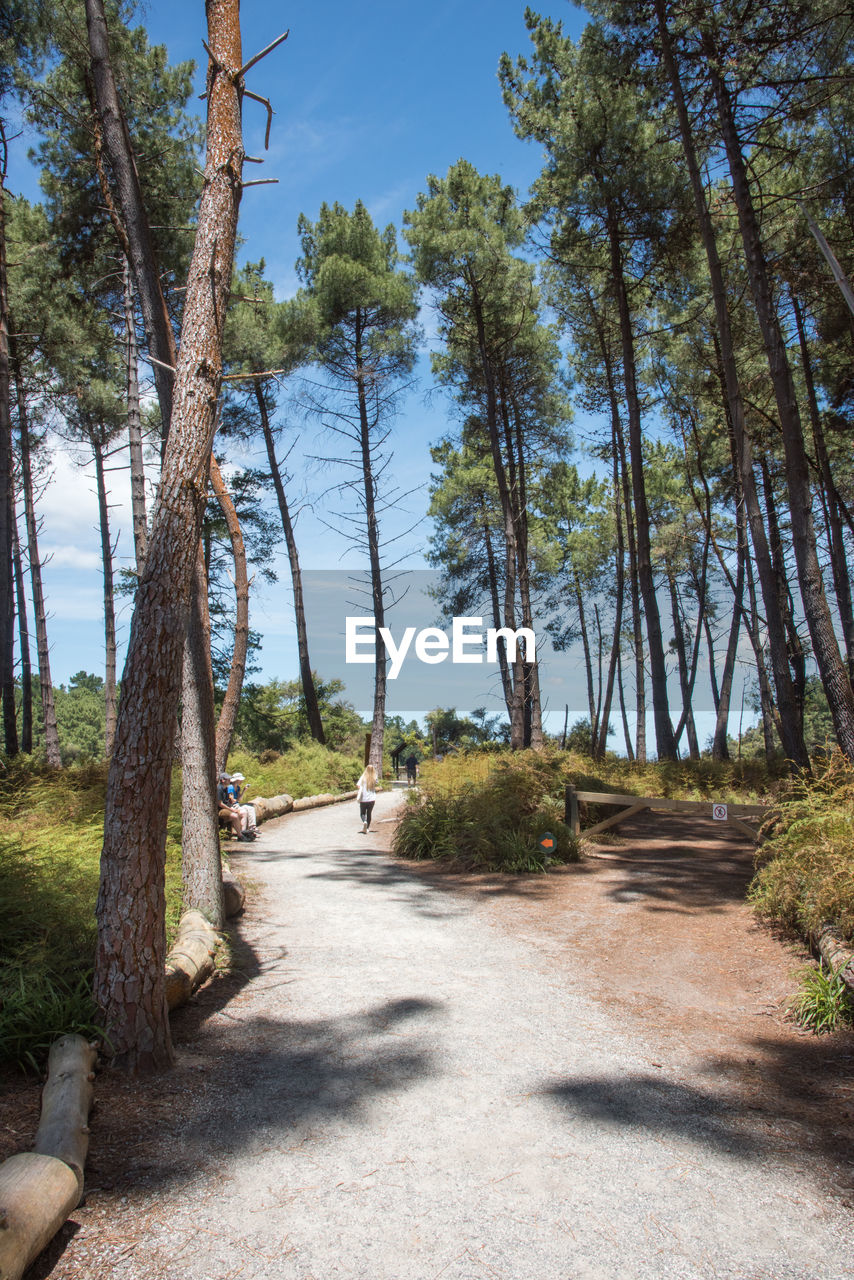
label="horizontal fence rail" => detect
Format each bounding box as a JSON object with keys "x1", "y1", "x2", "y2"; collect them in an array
[{"x1": 564, "y1": 786, "x2": 771, "y2": 843}]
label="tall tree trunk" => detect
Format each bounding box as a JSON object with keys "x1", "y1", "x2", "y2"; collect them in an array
[
  {"x1": 760, "y1": 457, "x2": 806, "y2": 725},
  {"x1": 470, "y1": 280, "x2": 524, "y2": 747},
  {"x1": 355, "y1": 319, "x2": 387, "y2": 774},
  {"x1": 181, "y1": 542, "x2": 223, "y2": 927},
  {"x1": 667, "y1": 569, "x2": 699, "y2": 759},
  {"x1": 606, "y1": 207, "x2": 676, "y2": 758},
  {"x1": 509, "y1": 396, "x2": 542, "y2": 747},
  {"x1": 614, "y1": 412, "x2": 646, "y2": 762},
  {"x1": 616, "y1": 646, "x2": 635, "y2": 762},
  {"x1": 91, "y1": 0, "x2": 244, "y2": 1071},
  {"x1": 654, "y1": 0, "x2": 808, "y2": 768},
  {"x1": 0, "y1": 166, "x2": 18, "y2": 756},
  {"x1": 11, "y1": 339, "x2": 60, "y2": 765},
  {"x1": 791, "y1": 292, "x2": 854, "y2": 678},
  {"x1": 575, "y1": 574, "x2": 597, "y2": 743},
  {"x1": 124, "y1": 255, "x2": 147, "y2": 571},
  {"x1": 11, "y1": 510, "x2": 31, "y2": 753},
  {"x1": 480, "y1": 495, "x2": 513, "y2": 717},
  {"x1": 255, "y1": 385, "x2": 325, "y2": 744},
  {"x1": 92, "y1": 435, "x2": 117, "y2": 757},
  {"x1": 211, "y1": 454, "x2": 251, "y2": 770},
  {"x1": 706, "y1": 39, "x2": 854, "y2": 759}
]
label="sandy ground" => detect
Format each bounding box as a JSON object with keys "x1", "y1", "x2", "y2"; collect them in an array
[{"x1": 5, "y1": 789, "x2": 853, "y2": 1280}]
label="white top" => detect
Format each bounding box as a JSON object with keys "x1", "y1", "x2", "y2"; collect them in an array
[{"x1": 357, "y1": 774, "x2": 377, "y2": 801}]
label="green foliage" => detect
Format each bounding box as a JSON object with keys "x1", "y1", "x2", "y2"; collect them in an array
[
  {"x1": 750, "y1": 750, "x2": 854, "y2": 943},
  {"x1": 394, "y1": 749, "x2": 579, "y2": 872},
  {"x1": 233, "y1": 675, "x2": 366, "y2": 756},
  {"x1": 225, "y1": 741, "x2": 365, "y2": 803},
  {"x1": 789, "y1": 962, "x2": 853, "y2": 1034}
]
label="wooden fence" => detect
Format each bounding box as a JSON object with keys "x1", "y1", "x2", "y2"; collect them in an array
[{"x1": 564, "y1": 785, "x2": 770, "y2": 843}]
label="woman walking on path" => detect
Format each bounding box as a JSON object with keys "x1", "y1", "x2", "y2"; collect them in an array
[{"x1": 356, "y1": 763, "x2": 378, "y2": 833}]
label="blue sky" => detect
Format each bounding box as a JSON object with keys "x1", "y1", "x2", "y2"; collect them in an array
[{"x1": 8, "y1": 1, "x2": 754, "y2": 745}]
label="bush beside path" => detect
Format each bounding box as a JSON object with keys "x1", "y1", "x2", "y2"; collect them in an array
[{"x1": 10, "y1": 789, "x2": 854, "y2": 1280}]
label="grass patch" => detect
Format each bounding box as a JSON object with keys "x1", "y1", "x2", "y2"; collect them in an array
[
  {"x1": 789, "y1": 961, "x2": 853, "y2": 1034},
  {"x1": 749, "y1": 749, "x2": 854, "y2": 944}
]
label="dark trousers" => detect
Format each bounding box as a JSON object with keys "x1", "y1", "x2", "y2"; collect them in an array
[{"x1": 360, "y1": 800, "x2": 375, "y2": 827}]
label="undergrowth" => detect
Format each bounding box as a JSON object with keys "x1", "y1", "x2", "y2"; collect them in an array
[
  {"x1": 225, "y1": 741, "x2": 364, "y2": 802},
  {"x1": 789, "y1": 961, "x2": 853, "y2": 1033},
  {"x1": 749, "y1": 749, "x2": 854, "y2": 943},
  {"x1": 394, "y1": 751, "x2": 578, "y2": 872}
]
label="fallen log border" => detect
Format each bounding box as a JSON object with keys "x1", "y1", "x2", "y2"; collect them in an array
[
  {"x1": 0, "y1": 1035, "x2": 96, "y2": 1280},
  {"x1": 813, "y1": 923, "x2": 854, "y2": 999}
]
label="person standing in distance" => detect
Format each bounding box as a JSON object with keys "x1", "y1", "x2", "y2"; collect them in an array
[{"x1": 356, "y1": 763, "x2": 378, "y2": 833}]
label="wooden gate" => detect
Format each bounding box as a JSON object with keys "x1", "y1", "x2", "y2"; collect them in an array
[{"x1": 564, "y1": 786, "x2": 770, "y2": 843}]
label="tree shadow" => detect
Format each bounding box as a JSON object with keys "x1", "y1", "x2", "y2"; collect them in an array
[
  {"x1": 541, "y1": 1024, "x2": 854, "y2": 1181},
  {"x1": 586, "y1": 812, "x2": 759, "y2": 915},
  {"x1": 541, "y1": 1073, "x2": 761, "y2": 1159},
  {"x1": 299, "y1": 846, "x2": 598, "y2": 917},
  {"x1": 84, "y1": 992, "x2": 444, "y2": 1197}
]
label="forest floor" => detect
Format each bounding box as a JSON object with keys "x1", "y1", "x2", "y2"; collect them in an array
[{"x1": 4, "y1": 791, "x2": 854, "y2": 1279}]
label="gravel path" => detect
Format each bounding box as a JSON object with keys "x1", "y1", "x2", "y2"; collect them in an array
[{"x1": 39, "y1": 789, "x2": 854, "y2": 1280}]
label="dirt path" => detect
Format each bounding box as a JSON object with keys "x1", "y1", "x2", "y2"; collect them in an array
[{"x1": 12, "y1": 792, "x2": 854, "y2": 1279}]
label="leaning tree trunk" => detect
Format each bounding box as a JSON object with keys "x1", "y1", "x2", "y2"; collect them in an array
[
  {"x1": 0, "y1": 170, "x2": 18, "y2": 757},
  {"x1": 181, "y1": 542, "x2": 223, "y2": 928},
  {"x1": 211, "y1": 454, "x2": 250, "y2": 771},
  {"x1": 255, "y1": 385, "x2": 325, "y2": 744},
  {"x1": 615, "y1": 405, "x2": 646, "y2": 763},
  {"x1": 11, "y1": 337, "x2": 60, "y2": 765},
  {"x1": 655, "y1": 0, "x2": 808, "y2": 768},
  {"x1": 792, "y1": 292, "x2": 854, "y2": 678},
  {"x1": 11, "y1": 511, "x2": 32, "y2": 753},
  {"x1": 92, "y1": 434, "x2": 117, "y2": 758},
  {"x1": 707, "y1": 42, "x2": 854, "y2": 759},
  {"x1": 90, "y1": 0, "x2": 244, "y2": 1071}
]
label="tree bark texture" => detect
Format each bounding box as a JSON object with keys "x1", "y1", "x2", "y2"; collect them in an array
[
  {"x1": 93, "y1": 0, "x2": 244, "y2": 1071},
  {"x1": 181, "y1": 542, "x2": 223, "y2": 927},
  {"x1": 255, "y1": 386, "x2": 326, "y2": 745},
  {"x1": 707, "y1": 41, "x2": 854, "y2": 759},
  {"x1": 12, "y1": 341, "x2": 61, "y2": 765},
  {"x1": 32, "y1": 1034, "x2": 97, "y2": 1201}
]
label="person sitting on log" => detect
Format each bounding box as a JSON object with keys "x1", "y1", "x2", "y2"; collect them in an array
[
  {"x1": 229, "y1": 772, "x2": 257, "y2": 840},
  {"x1": 217, "y1": 772, "x2": 247, "y2": 841}
]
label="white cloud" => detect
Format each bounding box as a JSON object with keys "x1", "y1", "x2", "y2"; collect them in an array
[{"x1": 41, "y1": 545, "x2": 102, "y2": 572}]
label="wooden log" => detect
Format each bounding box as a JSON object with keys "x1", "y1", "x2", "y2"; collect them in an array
[
  {"x1": 165, "y1": 910, "x2": 218, "y2": 1012},
  {"x1": 32, "y1": 1036, "x2": 96, "y2": 1202},
  {"x1": 252, "y1": 793, "x2": 293, "y2": 823},
  {"x1": 814, "y1": 923, "x2": 854, "y2": 997},
  {"x1": 222, "y1": 869, "x2": 245, "y2": 918},
  {"x1": 335, "y1": 790, "x2": 358, "y2": 801},
  {"x1": 0, "y1": 1152, "x2": 80, "y2": 1280},
  {"x1": 292, "y1": 792, "x2": 336, "y2": 811}
]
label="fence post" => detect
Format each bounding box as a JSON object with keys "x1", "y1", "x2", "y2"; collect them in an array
[{"x1": 565, "y1": 784, "x2": 579, "y2": 837}]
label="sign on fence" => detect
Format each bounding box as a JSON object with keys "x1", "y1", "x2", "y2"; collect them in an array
[{"x1": 712, "y1": 804, "x2": 728, "y2": 821}]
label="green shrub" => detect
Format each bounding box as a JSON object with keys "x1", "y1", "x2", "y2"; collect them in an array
[
  {"x1": 789, "y1": 961, "x2": 853, "y2": 1034},
  {"x1": 749, "y1": 749, "x2": 854, "y2": 943},
  {"x1": 394, "y1": 751, "x2": 578, "y2": 872},
  {"x1": 225, "y1": 740, "x2": 364, "y2": 802}
]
